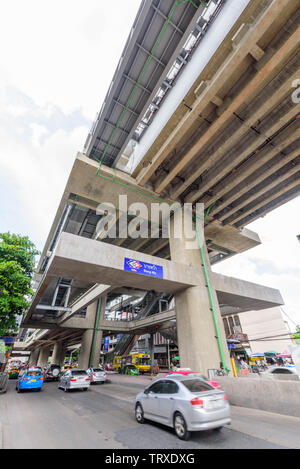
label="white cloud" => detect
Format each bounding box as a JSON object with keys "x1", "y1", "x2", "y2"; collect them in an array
[
  {"x1": 29, "y1": 123, "x2": 49, "y2": 147},
  {"x1": 0, "y1": 0, "x2": 141, "y2": 120},
  {"x1": 0, "y1": 86, "x2": 89, "y2": 244},
  {"x1": 0, "y1": 0, "x2": 142, "y2": 246}
]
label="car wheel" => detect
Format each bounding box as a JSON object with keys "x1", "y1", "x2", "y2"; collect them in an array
[
  {"x1": 83, "y1": 388, "x2": 88, "y2": 392},
  {"x1": 135, "y1": 403, "x2": 145, "y2": 424},
  {"x1": 174, "y1": 412, "x2": 191, "y2": 441},
  {"x1": 214, "y1": 426, "x2": 223, "y2": 432}
]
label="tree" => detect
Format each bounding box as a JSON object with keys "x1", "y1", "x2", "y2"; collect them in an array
[{"x1": 0, "y1": 233, "x2": 40, "y2": 336}]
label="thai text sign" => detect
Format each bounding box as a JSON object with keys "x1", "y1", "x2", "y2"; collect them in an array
[{"x1": 124, "y1": 258, "x2": 163, "y2": 279}]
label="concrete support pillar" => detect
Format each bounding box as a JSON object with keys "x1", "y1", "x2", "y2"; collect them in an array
[
  {"x1": 59, "y1": 344, "x2": 67, "y2": 367},
  {"x1": 29, "y1": 347, "x2": 40, "y2": 366},
  {"x1": 78, "y1": 296, "x2": 106, "y2": 369},
  {"x1": 169, "y1": 209, "x2": 230, "y2": 375},
  {"x1": 51, "y1": 342, "x2": 62, "y2": 365},
  {"x1": 79, "y1": 329, "x2": 94, "y2": 369},
  {"x1": 149, "y1": 334, "x2": 154, "y2": 368},
  {"x1": 37, "y1": 345, "x2": 51, "y2": 368}
]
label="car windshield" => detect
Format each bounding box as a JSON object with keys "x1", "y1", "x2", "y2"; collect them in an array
[
  {"x1": 71, "y1": 370, "x2": 87, "y2": 375},
  {"x1": 181, "y1": 379, "x2": 214, "y2": 393},
  {"x1": 26, "y1": 371, "x2": 42, "y2": 377},
  {"x1": 93, "y1": 368, "x2": 104, "y2": 372},
  {"x1": 186, "y1": 373, "x2": 208, "y2": 380},
  {"x1": 137, "y1": 358, "x2": 150, "y2": 365}
]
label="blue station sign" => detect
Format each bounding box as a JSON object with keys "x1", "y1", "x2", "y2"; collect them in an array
[{"x1": 124, "y1": 258, "x2": 164, "y2": 279}]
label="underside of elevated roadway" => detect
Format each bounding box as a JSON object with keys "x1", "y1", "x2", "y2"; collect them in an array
[
  {"x1": 23, "y1": 232, "x2": 283, "y2": 350},
  {"x1": 22, "y1": 0, "x2": 299, "y2": 372}
]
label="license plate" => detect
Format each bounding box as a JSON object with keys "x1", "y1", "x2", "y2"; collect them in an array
[
  {"x1": 209, "y1": 400, "x2": 223, "y2": 409},
  {"x1": 31, "y1": 379, "x2": 36, "y2": 382}
]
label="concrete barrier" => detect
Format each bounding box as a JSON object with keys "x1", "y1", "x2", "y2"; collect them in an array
[
  {"x1": 217, "y1": 376, "x2": 300, "y2": 418},
  {"x1": 0, "y1": 372, "x2": 8, "y2": 394}
]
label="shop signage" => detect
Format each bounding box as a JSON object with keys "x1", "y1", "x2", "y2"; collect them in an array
[
  {"x1": 228, "y1": 333, "x2": 248, "y2": 343},
  {"x1": 104, "y1": 337, "x2": 110, "y2": 352}
]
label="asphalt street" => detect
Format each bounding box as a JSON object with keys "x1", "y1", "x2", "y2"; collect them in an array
[{"x1": 1, "y1": 375, "x2": 299, "y2": 449}]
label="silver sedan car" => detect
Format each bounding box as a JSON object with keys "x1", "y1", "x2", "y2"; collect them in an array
[
  {"x1": 135, "y1": 376, "x2": 231, "y2": 440},
  {"x1": 86, "y1": 367, "x2": 107, "y2": 384},
  {"x1": 58, "y1": 369, "x2": 90, "y2": 392}
]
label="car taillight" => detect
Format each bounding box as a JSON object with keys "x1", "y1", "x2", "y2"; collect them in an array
[
  {"x1": 190, "y1": 398, "x2": 204, "y2": 408},
  {"x1": 70, "y1": 377, "x2": 77, "y2": 382},
  {"x1": 85, "y1": 377, "x2": 90, "y2": 381},
  {"x1": 23, "y1": 378, "x2": 29, "y2": 381},
  {"x1": 104, "y1": 373, "x2": 106, "y2": 376},
  {"x1": 93, "y1": 373, "x2": 96, "y2": 376},
  {"x1": 224, "y1": 395, "x2": 228, "y2": 401}
]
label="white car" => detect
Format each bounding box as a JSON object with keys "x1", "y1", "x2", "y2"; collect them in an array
[
  {"x1": 86, "y1": 367, "x2": 107, "y2": 384},
  {"x1": 58, "y1": 369, "x2": 91, "y2": 391},
  {"x1": 135, "y1": 376, "x2": 231, "y2": 440},
  {"x1": 262, "y1": 366, "x2": 298, "y2": 378}
]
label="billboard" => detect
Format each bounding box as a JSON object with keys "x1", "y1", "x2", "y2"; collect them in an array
[{"x1": 104, "y1": 337, "x2": 110, "y2": 352}]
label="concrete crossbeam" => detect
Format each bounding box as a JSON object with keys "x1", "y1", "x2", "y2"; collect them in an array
[
  {"x1": 234, "y1": 184, "x2": 300, "y2": 227},
  {"x1": 156, "y1": 27, "x2": 300, "y2": 195},
  {"x1": 225, "y1": 174, "x2": 300, "y2": 225},
  {"x1": 182, "y1": 76, "x2": 300, "y2": 202},
  {"x1": 59, "y1": 284, "x2": 113, "y2": 325},
  {"x1": 46, "y1": 232, "x2": 204, "y2": 294},
  {"x1": 135, "y1": 0, "x2": 298, "y2": 186},
  {"x1": 208, "y1": 141, "x2": 300, "y2": 219},
  {"x1": 218, "y1": 160, "x2": 300, "y2": 223},
  {"x1": 212, "y1": 273, "x2": 283, "y2": 311},
  {"x1": 100, "y1": 309, "x2": 176, "y2": 334}
]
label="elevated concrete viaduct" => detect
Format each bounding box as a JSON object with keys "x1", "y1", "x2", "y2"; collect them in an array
[{"x1": 22, "y1": 0, "x2": 299, "y2": 374}]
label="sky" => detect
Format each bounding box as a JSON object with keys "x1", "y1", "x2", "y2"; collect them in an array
[{"x1": 0, "y1": 1, "x2": 299, "y2": 330}]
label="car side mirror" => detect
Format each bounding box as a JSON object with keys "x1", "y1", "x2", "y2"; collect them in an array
[{"x1": 144, "y1": 389, "x2": 150, "y2": 395}]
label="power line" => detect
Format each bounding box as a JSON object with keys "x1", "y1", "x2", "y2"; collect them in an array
[
  {"x1": 247, "y1": 332, "x2": 294, "y2": 341},
  {"x1": 280, "y1": 307, "x2": 298, "y2": 327}
]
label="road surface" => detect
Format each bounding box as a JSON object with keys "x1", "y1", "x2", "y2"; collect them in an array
[{"x1": 1, "y1": 375, "x2": 299, "y2": 449}]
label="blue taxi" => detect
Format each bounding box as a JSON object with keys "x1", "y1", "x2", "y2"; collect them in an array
[{"x1": 16, "y1": 367, "x2": 44, "y2": 392}]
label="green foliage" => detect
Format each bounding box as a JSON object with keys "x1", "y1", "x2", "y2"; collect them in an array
[
  {"x1": 71, "y1": 349, "x2": 79, "y2": 362},
  {"x1": 0, "y1": 233, "x2": 40, "y2": 336},
  {"x1": 0, "y1": 233, "x2": 39, "y2": 277}
]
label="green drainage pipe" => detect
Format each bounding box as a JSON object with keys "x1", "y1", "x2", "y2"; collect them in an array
[{"x1": 195, "y1": 211, "x2": 230, "y2": 374}]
